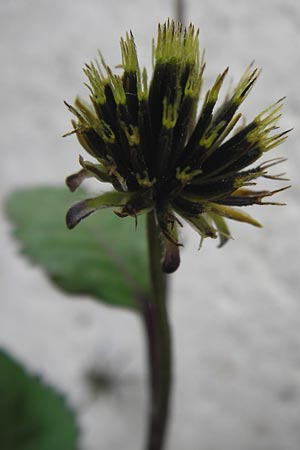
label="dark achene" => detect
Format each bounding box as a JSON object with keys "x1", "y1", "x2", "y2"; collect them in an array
[{"x1": 65, "y1": 20, "x2": 290, "y2": 273}]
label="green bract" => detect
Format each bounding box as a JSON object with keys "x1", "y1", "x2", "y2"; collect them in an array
[{"x1": 65, "y1": 20, "x2": 289, "y2": 273}]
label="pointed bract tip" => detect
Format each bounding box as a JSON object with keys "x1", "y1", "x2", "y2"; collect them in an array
[
  {"x1": 65, "y1": 169, "x2": 89, "y2": 192},
  {"x1": 162, "y1": 251, "x2": 181, "y2": 274},
  {"x1": 161, "y1": 240, "x2": 181, "y2": 274},
  {"x1": 66, "y1": 201, "x2": 95, "y2": 229}
]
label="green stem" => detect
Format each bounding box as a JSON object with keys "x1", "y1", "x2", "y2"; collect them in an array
[{"x1": 142, "y1": 210, "x2": 172, "y2": 450}]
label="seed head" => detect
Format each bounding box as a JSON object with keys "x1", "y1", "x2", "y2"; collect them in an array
[{"x1": 65, "y1": 20, "x2": 290, "y2": 273}]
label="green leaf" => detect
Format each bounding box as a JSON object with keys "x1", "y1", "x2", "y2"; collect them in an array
[
  {"x1": 5, "y1": 186, "x2": 150, "y2": 310},
  {"x1": 0, "y1": 349, "x2": 78, "y2": 450}
]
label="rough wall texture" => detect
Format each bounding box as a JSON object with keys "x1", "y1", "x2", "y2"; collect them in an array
[{"x1": 1, "y1": 1, "x2": 299, "y2": 449}]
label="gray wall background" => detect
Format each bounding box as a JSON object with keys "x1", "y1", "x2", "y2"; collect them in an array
[{"x1": 1, "y1": 1, "x2": 299, "y2": 449}]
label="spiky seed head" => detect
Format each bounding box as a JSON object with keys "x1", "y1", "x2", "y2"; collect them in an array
[{"x1": 65, "y1": 20, "x2": 290, "y2": 273}]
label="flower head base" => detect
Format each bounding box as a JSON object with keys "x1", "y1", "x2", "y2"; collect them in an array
[{"x1": 65, "y1": 20, "x2": 290, "y2": 273}]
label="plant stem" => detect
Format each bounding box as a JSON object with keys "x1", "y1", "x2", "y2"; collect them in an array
[{"x1": 142, "y1": 210, "x2": 172, "y2": 450}]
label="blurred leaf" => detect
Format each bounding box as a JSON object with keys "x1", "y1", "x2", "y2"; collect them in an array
[
  {"x1": 6, "y1": 187, "x2": 150, "y2": 310},
  {"x1": 0, "y1": 350, "x2": 78, "y2": 450}
]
